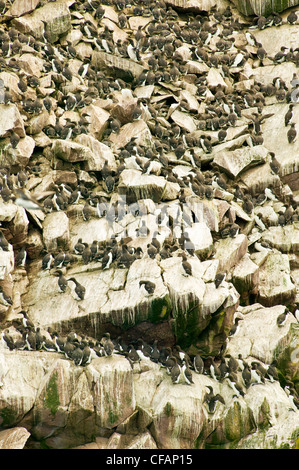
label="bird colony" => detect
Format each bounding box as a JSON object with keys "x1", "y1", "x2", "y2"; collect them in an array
[{"x1": 0, "y1": 0, "x2": 299, "y2": 449}]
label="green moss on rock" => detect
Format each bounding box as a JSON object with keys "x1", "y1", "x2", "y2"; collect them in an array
[{"x1": 44, "y1": 371, "x2": 60, "y2": 416}]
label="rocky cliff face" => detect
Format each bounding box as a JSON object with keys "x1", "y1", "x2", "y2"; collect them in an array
[{"x1": 0, "y1": 0, "x2": 299, "y2": 449}]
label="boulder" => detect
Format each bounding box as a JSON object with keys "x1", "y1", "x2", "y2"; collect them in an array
[
  {"x1": 0, "y1": 104, "x2": 25, "y2": 138},
  {"x1": 12, "y1": 0, "x2": 71, "y2": 42},
  {"x1": 225, "y1": 303, "x2": 298, "y2": 364},
  {"x1": 257, "y1": 252, "x2": 296, "y2": 307},
  {"x1": 213, "y1": 146, "x2": 268, "y2": 179},
  {"x1": 170, "y1": 109, "x2": 197, "y2": 133},
  {"x1": 232, "y1": 254, "x2": 259, "y2": 294},
  {"x1": 92, "y1": 51, "x2": 146, "y2": 82},
  {"x1": 74, "y1": 134, "x2": 117, "y2": 172},
  {"x1": 214, "y1": 234, "x2": 248, "y2": 273},
  {"x1": 109, "y1": 120, "x2": 152, "y2": 151},
  {"x1": 230, "y1": 0, "x2": 299, "y2": 16},
  {"x1": 5, "y1": 0, "x2": 40, "y2": 18},
  {"x1": 118, "y1": 169, "x2": 167, "y2": 204},
  {"x1": 17, "y1": 53, "x2": 44, "y2": 78},
  {"x1": 83, "y1": 104, "x2": 110, "y2": 141},
  {"x1": 261, "y1": 224, "x2": 299, "y2": 253},
  {"x1": 0, "y1": 427, "x2": 30, "y2": 449},
  {"x1": 42, "y1": 211, "x2": 70, "y2": 252}
]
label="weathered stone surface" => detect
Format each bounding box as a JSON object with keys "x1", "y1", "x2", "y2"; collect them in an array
[
  {"x1": 109, "y1": 120, "x2": 152, "y2": 151},
  {"x1": 51, "y1": 139, "x2": 94, "y2": 164},
  {"x1": 12, "y1": 0, "x2": 71, "y2": 42},
  {"x1": 232, "y1": 254, "x2": 259, "y2": 294},
  {"x1": 92, "y1": 51, "x2": 146, "y2": 82},
  {"x1": 213, "y1": 146, "x2": 268, "y2": 179},
  {"x1": 17, "y1": 54, "x2": 45, "y2": 78},
  {"x1": 257, "y1": 103, "x2": 299, "y2": 182},
  {"x1": 214, "y1": 234, "x2": 248, "y2": 273},
  {"x1": 257, "y1": 252, "x2": 296, "y2": 307},
  {"x1": 226, "y1": 304, "x2": 298, "y2": 364},
  {"x1": 0, "y1": 248, "x2": 14, "y2": 281},
  {"x1": 83, "y1": 104, "x2": 110, "y2": 141},
  {"x1": 74, "y1": 134, "x2": 117, "y2": 172},
  {"x1": 0, "y1": 104, "x2": 25, "y2": 138},
  {"x1": 5, "y1": 0, "x2": 40, "y2": 18},
  {"x1": 0, "y1": 427, "x2": 30, "y2": 449},
  {"x1": 42, "y1": 212, "x2": 70, "y2": 252},
  {"x1": 26, "y1": 111, "x2": 50, "y2": 136},
  {"x1": 231, "y1": 0, "x2": 299, "y2": 16},
  {"x1": 1, "y1": 0, "x2": 299, "y2": 451},
  {"x1": 118, "y1": 170, "x2": 167, "y2": 204},
  {"x1": 170, "y1": 109, "x2": 197, "y2": 133},
  {"x1": 165, "y1": 0, "x2": 229, "y2": 13},
  {"x1": 261, "y1": 224, "x2": 299, "y2": 253}
]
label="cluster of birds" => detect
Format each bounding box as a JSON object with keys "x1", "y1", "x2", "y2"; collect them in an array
[
  {"x1": 1, "y1": 308, "x2": 299, "y2": 413},
  {"x1": 0, "y1": 1, "x2": 299, "y2": 415}
]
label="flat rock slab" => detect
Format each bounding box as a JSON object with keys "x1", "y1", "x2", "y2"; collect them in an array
[
  {"x1": 261, "y1": 224, "x2": 299, "y2": 253},
  {"x1": 109, "y1": 120, "x2": 152, "y2": 151},
  {"x1": 42, "y1": 211, "x2": 70, "y2": 252},
  {"x1": 240, "y1": 161, "x2": 281, "y2": 197},
  {"x1": 165, "y1": 0, "x2": 228, "y2": 13},
  {"x1": 0, "y1": 427, "x2": 30, "y2": 449},
  {"x1": 118, "y1": 169, "x2": 167, "y2": 204},
  {"x1": 253, "y1": 22, "x2": 299, "y2": 56},
  {"x1": 226, "y1": 303, "x2": 298, "y2": 364},
  {"x1": 170, "y1": 109, "x2": 197, "y2": 133},
  {"x1": 92, "y1": 51, "x2": 146, "y2": 82},
  {"x1": 74, "y1": 134, "x2": 116, "y2": 172},
  {"x1": 51, "y1": 139, "x2": 94, "y2": 164},
  {"x1": 257, "y1": 252, "x2": 296, "y2": 307},
  {"x1": 213, "y1": 145, "x2": 268, "y2": 179},
  {"x1": 5, "y1": 0, "x2": 40, "y2": 18},
  {"x1": 12, "y1": 0, "x2": 71, "y2": 42},
  {"x1": 232, "y1": 0, "x2": 299, "y2": 16},
  {"x1": 232, "y1": 253, "x2": 259, "y2": 294},
  {"x1": 214, "y1": 234, "x2": 248, "y2": 273},
  {"x1": 0, "y1": 104, "x2": 25, "y2": 138},
  {"x1": 258, "y1": 103, "x2": 299, "y2": 180}
]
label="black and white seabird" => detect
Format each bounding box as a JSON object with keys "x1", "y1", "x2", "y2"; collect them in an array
[
  {"x1": 2, "y1": 329, "x2": 15, "y2": 350},
  {"x1": 41, "y1": 253, "x2": 53, "y2": 270},
  {"x1": 67, "y1": 277, "x2": 86, "y2": 300},
  {"x1": 250, "y1": 362, "x2": 265, "y2": 385},
  {"x1": 170, "y1": 356, "x2": 181, "y2": 384},
  {"x1": 55, "y1": 270, "x2": 68, "y2": 293},
  {"x1": 74, "y1": 238, "x2": 85, "y2": 255},
  {"x1": 14, "y1": 189, "x2": 43, "y2": 211},
  {"x1": 18, "y1": 310, "x2": 34, "y2": 329},
  {"x1": 276, "y1": 308, "x2": 289, "y2": 327},
  {"x1": 266, "y1": 360, "x2": 279, "y2": 383},
  {"x1": 16, "y1": 246, "x2": 27, "y2": 268},
  {"x1": 204, "y1": 386, "x2": 225, "y2": 413},
  {"x1": 242, "y1": 363, "x2": 252, "y2": 388},
  {"x1": 269, "y1": 152, "x2": 281, "y2": 175},
  {"x1": 226, "y1": 374, "x2": 245, "y2": 397},
  {"x1": 125, "y1": 344, "x2": 141, "y2": 368},
  {"x1": 228, "y1": 317, "x2": 243, "y2": 337},
  {"x1": 0, "y1": 231, "x2": 9, "y2": 252},
  {"x1": 0, "y1": 286, "x2": 13, "y2": 307},
  {"x1": 182, "y1": 361, "x2": 194, "y2": 385},
  {"x1": 101, "y1": 332, "x2": 114, "y2": 357},
  {"x1": 215, "y1": 272, "x2": 226, "y2": 288},
  {"x1": 181, "y1": 254, "x2": 192, "y2": 276},
  {"x1": 287, "y1": 123, "x2": 297, "y2": 143},
  {"x1": 139, "y1": 280, "x2": 156, "y2": 295}
]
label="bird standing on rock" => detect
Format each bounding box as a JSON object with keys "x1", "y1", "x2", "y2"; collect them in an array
[
  {"x1": 55, "y1": 270, "x2": 68, "y2": 293},
  {"x1": 67, "y1": 277, "x2": 86, "y2": 300},
  {"x1": 139, "y1": 280, "x2": 156, "y2": 295}
]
